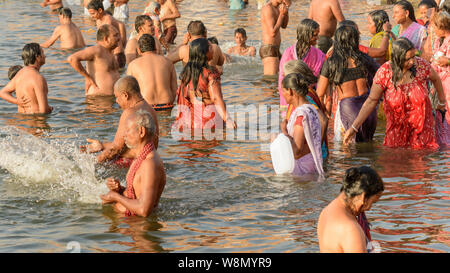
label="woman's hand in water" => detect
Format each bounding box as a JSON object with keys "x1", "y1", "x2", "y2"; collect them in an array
[{"x1": 343, "y1": 128, "x2": 356, "y2": 146}]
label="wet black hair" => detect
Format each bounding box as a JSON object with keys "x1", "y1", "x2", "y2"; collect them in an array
[
  {"x1": 369, "y1": 10, "x2": 390, "y2": 33},
  {"x1": 391, "y1": 38, "x2": 417, "y2": 89},
  {"x1": 395, "y1": 0, "x2": 417, "y2": 22},
  {"x1": 87, "y1": 0, "x2": 104, "y2": 11},
  {"x1": 281, "y1": 73, "x2": 310, "y2": 97},
  {"x1": 22, "y1": 43, "x2": 42, "y2": 66},
  {"x1": 418, "y1": 0, "x2": 437, "y2": 9},
  {"x1": 340, "y1": 166, "x2": 384, "y2": 201},
  {"x1": 59, "y1": 7, "x2": 72, "y2": 18},
  {"x1": 443, "y1": 0, "x2": 450, "y2": 13},
  {"x1": 179, "y1": 38, "x2": 211, "y2": 95},
  {"x1": 325, "y1": 25, "x2": 370, "y2": 87},
  {"x1": 135, "y1": 15, "x2": 152, "y2": 33},
  {"x1": 139, "y1": 34, "x2": 156, "y2": 53},
  {"x1": 296, "y1": 19, "x2": 320, "y2": 60},
  {"x1": 208, "y1": 36, "x2": 219, "y2": 45},
  {"x1": 234, "y1": 28, "x2": 247, "y2": 37},
  {"x1": 8, "y1": 65, "x2": 23, "y2": 80}
]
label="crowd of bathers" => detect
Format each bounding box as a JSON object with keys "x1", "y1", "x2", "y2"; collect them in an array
[{"x1": 0, "y1": 0, "x2": 448, "y2": 253}]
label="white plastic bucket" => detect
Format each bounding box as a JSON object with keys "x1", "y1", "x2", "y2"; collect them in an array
[{"x1": 270, "y1": 134, "x2": 295, "y2": 175}]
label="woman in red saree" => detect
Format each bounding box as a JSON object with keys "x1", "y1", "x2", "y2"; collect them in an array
[
  {"x1": 173, "y1": 38, "x2": 235, "y2": 137},
  {"x1": 344, "y1": 38, "x2": 446, "y2": 149}
]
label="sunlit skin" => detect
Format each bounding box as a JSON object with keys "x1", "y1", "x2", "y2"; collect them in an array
[
  {"x1": 367, "y1": 16, "x2": 377, "y2": 35},
  {"x1": 317, "y1": 191, "x2": 383, "y2": 253}
]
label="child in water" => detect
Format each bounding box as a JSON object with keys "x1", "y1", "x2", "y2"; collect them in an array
[{"x1": 227, "y1": 28, "x2": 256, "y2": 57}]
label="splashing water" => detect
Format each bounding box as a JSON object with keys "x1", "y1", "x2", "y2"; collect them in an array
[{"x1": 0, "y1": 126, "x2": 108, "y2": 204}]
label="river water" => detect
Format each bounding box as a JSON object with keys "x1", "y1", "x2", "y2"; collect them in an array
[{"x1": 0, "y1": 0, "x2": 448, "y2": 253}]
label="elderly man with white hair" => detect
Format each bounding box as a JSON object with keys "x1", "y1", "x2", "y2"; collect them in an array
[{"x1": 100, "y1": 108, "x2": 166, "y2": 217}]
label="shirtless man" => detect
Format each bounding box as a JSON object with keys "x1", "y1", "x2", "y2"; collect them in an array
[
  {"x1": 88, "y1": 0, "x2": 127, "y2": 68},
  {"x1": 227, "y1": 28, "x2": 256, "y2": 57},
  {"x1": 0, "y1": 43, "x2": 52, "y2": 114},
  {"x1": 100, "y1": 109, "x2": 166, "y2": 217},
  {"x1": 67, "y1": 24, "x2": 120, "y2": 96},
  {"x1": 40, "y1": 0, "x2": 63, "y2": 12},
  {"x1": 260, "y1": 0, "x2": 290, "y2": 76},
  {"x1": 85, "y1": 76, "x2": 159, "y2": 164},
  {"x1": 308, "y1": 0, "x2": 345, "y2": 54},
  {"x1": 157, "y1": 0, "x2": 181, "y2": 44},
  {"x1": 127, "y1": 34, "x2": 177, "y2": 111},
  {"x1": 167, "y1": 20, "x2": 225, "y2": 69},
  {"x1": 41, "y1": 8, "x2": 86, "y2": 50},
  {"x1": 125, "y1": 15, "x2": 163, "y2": 65}
]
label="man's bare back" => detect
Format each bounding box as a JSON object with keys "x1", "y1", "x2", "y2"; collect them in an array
[
  {"x1": 127, "y1": 53, "x2": 177, "y2": 106},
  {"x1": 0, "y1": 44, "x2": 52, "y2": 114},
  {"x1": 9, "y1": 67, "x2": 52, "y2": 114},
  {"x1": 41, "y1": 23, "x2": 85, "y2": 49},
  {"x1": 308, "y1": 0, "x2": 345, "y2": 37}
]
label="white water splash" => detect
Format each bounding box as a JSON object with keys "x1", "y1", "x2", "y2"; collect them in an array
[{"x1": 0, "y1": 126, "x2": 108, "y2": 204}]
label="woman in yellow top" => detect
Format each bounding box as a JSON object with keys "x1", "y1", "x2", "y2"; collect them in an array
[{"x1": 368, "y1": 10, "x2": 393, "y2": 65}]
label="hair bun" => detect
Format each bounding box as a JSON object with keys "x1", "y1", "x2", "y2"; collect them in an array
[{"x1": 344, "y1": 167, "x2": 361, "y2": 185}]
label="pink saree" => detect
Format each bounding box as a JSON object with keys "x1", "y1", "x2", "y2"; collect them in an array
[
  {"x1": 392, "y1": 22, "x2": 427, "y2": 50},
  {"x1": 278, "y1": 43, "x2": 325, "y2": 117},
  {"x1": 432, "y1": 36, "x2": 450, "y2": 147}
]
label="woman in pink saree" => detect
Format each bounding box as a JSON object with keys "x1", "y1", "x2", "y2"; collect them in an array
[
  {"x1": 280, "y1": 73, "x2": 324, "y2": 177},
  {"x1": 392, "y1": 1, "x2": 427, "y2": 50},
  {"x1": 431, "y1": 11, "x2": 450, "y2": 147},
  {"x1": 278, "y1": 19, "x2": 324, "y2": 118}
]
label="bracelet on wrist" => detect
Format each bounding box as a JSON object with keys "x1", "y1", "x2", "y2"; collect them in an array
[
  {"x1": 438, "y1": 101, "x2": 446, "y2": 107},
  {"x1": 351, "y1": 125, "x2": 359, "y2": 133}
]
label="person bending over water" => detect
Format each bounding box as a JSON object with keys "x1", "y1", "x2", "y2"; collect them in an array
[
  {"x1": 127, "y1": 34, "x2": 177, "y2": 111},
  {"x1": 278, "y1": 73, "x2": 324, "y2": 176},
  {"x1": 40, "y1": 0, "x2": 63, "y2": 12},
  {"x1": 41, "y1": 8, "x2": 86, "y2": 50},
  {"x1": 100, "y1": 109, "x2": 166, "y2": 217},
  {"x1": 260, "y1": 0, "x2": 290, "y2": 76},
  {"x1": 317, "y1": 25, "x2": 380, "y2": 143},
  {"x1": 87, "y1": 0, "x2": 127, "y2": 68},
  {"x1": 68, "y1": 24, "x2": 120, "y2": 96},
  {"x1": 0, "y1": 43, "x2": 52, "y2": 114},
  {"x1": 85, "y1": 76, "x2": 159, "y2": 165},
  {"x1": 227, "y1": 28, "x2": 256, "y2": 57},
  {"x1": 308, "y1": 0, "x2": 345, "y2": 54},
  {"x1": 317, "y1": 166, "x2": 384, "y2": 253},
  {"x1": 343, "y1": 38, "x2": 446, "y2": 149}
]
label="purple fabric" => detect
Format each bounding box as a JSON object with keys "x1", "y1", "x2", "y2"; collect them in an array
[
  {"x1": 278, "y1": 43, "x2": 325, "y2": 111},
  {"x1": 287, "y1": 104, "x2": 324, "y2": 176},
  {"x1": 339, "y1": 93, "x2": 378, "y2": 142}
]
